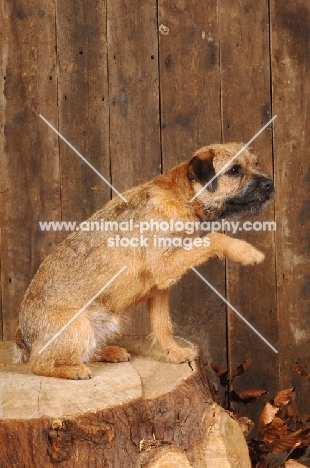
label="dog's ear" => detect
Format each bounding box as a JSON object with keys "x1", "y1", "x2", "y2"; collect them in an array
[{"x1": 187, "y1": 149, "x2": 218, "y2": 192}]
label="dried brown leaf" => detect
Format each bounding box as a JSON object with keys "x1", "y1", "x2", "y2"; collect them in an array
[
  {"x1": 284, "y1": 461, "x2": 307, "y2": 468},
  {"x1": 296, "y1": 429, "x2": 310, "y2": 447},
  {"x1": 268, "y1": 438, "x2": 300, "y2": 454},
  {"x1": 270, "y1": 417, "x2": 287, "y2": 429},
  {"x1": 234, "y1": 389, "x2": 267, "y2": 400},
  {"x1": 294, "y1": 362, "x2": 310, "y2": 377},
  {"x1": 211, "y1": 363, "x2": 228, "y2": 377},
  {"x1": 258, "y1": 402, "x2": 279, "y2": 432},
  {"x1": 230, "y1": 358, "x2": 252, "y2": 379},
  {"x1": 274, "y1": 388, "x2": 294, "y2": 407},
  {"x1": 261, "y1": 417, "x2": 288, "y2": 444},
  {"x1": 241, "y1": 358, "x2": 252, "y2": 372},
  {"x1": 267, "y1": 428, "x2": 310, "y2": 454}
]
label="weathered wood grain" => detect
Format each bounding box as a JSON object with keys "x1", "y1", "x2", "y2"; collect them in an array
[
  {"x1": 107, "y1": 0, "x2": 161, "y2": 192},
  {"x1": 0, "y1": 0, "x2": 61, "y2": 340},
  {"x1": 219, "y1": 0, "x2": 278, "y2": 423},
  {"x1": 158, "y1": 0, "x2": 226, "y2": 395},
  {"x1": 270, "y1": 0, "x2": 310, "y2": 414},
  {"x1": 0, "y1": 339, "x2": 251, "y2": 467},
  {"x1": 56, "y1": 0, "x2": 110, "y2": 224},
  {"x1": 107, "y1": 0, "x2": 161, "y2": 335},
  {"x1": 0, "y1": 0, "x2": 7, "y2": 340}
]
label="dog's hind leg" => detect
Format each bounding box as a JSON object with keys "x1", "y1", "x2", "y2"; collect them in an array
[{"x1": 29, "y1": 313, "x2": 94, "y2": 379}]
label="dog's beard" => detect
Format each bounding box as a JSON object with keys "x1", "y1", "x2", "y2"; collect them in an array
[
  {"x1": 219, "y1": 177, "x2": 274, "y2": 219},
  {"x1": 220, "y1": 198, "x2": 271, "y2": 219}
]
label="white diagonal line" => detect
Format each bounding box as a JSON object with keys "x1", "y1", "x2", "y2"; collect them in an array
[
  {"x1": 39, "y1": 114, "x2": 128, "y2": 203},
  {"x1": 190, "y1": 266, "x2": 278, "y2": 354},
  {"x1": 38, "y1": 266, "x2": 127, "y2": 354},
  {"x1": 190, "y1": 115, "x2": 277, "y2": 202}
]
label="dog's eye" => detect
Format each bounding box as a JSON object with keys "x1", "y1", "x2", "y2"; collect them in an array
[{"x1": 227, "y1": 165, "x2": 242, "y2": 176}]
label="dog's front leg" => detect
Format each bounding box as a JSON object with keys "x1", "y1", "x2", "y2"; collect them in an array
[
  {"x1": 148, "y1": 290, "x2": 199, "y2": 363},
  {"x1": 154, "y1": 233, "x2": 264, "y2": 286},
  {"x1": 208, "y1": 232, "x2": 265, "y2": 265}
]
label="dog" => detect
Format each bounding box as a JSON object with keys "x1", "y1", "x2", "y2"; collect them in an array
[{"x1": 13, "y1": 143, "x2": 274, "y2": 379}]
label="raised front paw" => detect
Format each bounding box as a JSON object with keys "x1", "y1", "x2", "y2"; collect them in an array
[
  {"x1": 166, "y1": 346, "x2": 199, "y2": 363},
  {"x1": 228, "y1": 239, "x2": 265, "y2": 266},
  {"x1": 239, "y1": 243, "x2": 265, "y2": 265},
  {"x1": 244, "y1": 246, "x2": 265, "y2": 265}
]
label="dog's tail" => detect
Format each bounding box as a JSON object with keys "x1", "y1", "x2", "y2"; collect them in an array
[{"x1": 12, "y1": 328, "x2": 30, "y2": 363}]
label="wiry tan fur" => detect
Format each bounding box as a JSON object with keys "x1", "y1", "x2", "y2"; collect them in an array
[{"x1": 13, "y1": 143, "x2": 274, "y2": 379}]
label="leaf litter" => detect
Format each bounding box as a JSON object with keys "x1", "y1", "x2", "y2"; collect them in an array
[{"x1": 211, "y1": 358, "x2": 310, "y2": 467}]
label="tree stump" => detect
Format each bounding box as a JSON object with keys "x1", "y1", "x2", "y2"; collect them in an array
[{"x1": 0, "y1": 339, "x2": 251, "y2": 467}]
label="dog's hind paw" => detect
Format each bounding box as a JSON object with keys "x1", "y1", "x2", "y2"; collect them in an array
[
  {"x1": 66, "y1": 365, "x2": 92, "y2": 380},
  {"x1": 31, "y1": 363, "x2": 92, "y2": 380}
]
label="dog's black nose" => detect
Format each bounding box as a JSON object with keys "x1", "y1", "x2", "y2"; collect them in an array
[{"x1": 260, "y1": 178, "x2": 274, "y2": 192}]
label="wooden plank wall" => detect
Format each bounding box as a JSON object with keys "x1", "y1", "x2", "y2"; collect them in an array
[
  {"x1": 1, "y1": 0, "x2": 62, "y2": 340},
  {"x1": 1, "y1": 0, "x2": 310, "y2": 423}
]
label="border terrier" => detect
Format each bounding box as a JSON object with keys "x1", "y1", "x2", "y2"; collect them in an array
[{"x1": 13, "y1": 143, "x2": 274, "y2": 379}]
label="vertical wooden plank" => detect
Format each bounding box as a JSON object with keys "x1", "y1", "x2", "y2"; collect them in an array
[
  {"x1": 56, "y1": 0, "x2": 110, "y2": 223},
  {"x1": 0, "y1": 0, "x2": 7, "y2": 340},
  {"x1": 0, "y1": 0, "x2": 60, "y2": 340},
  {"x1": 270, "y1": 0, "x2": 310, "y2": 413},
  {"x1": 107, "y1": 0, "x2": 161, "y2": 192},
  {"x1": 158, "y1": 0, "x2": 226, "y2": 391},
  {"x1": 219, "y1": 0, "x2": 278, "y2": 422},
  {"x1": 159, "y1": 0, "x2": 222, "y2": 166},
  {"x1": 107, "y1": 0, "x2": 161, "y2": 335}
]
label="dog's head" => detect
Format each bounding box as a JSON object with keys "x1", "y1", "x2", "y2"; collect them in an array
[{"x1": 187, "y1": 143, "x2": 274, "y2": 219}]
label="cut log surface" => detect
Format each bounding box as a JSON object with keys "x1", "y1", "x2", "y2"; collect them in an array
[{"x1": 0, "y1": 339, "x2": 251, "y2": 468}]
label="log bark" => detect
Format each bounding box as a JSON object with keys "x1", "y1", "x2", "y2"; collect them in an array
[{"x1": 0, "y1": 339, "x2": 251, "y2": 467}]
